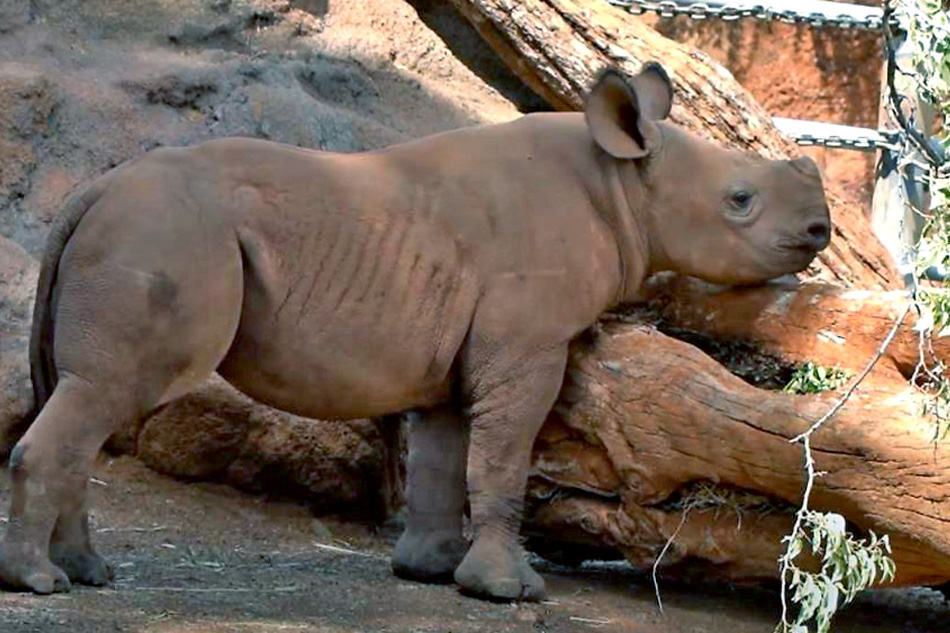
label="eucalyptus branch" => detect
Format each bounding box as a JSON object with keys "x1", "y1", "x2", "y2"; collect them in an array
[
  {"x1": 779, "y1": 434, "x2": 818, "y2": 630},
  {"x1": 882, "y1": 2, "x2": 946, "y2": 168},
  {"x1": 791, "y1": 302, "x2": 913, "y2": 443},
  {"x1": 778, "y1": 303, "x2": 911, "y2": 632}
]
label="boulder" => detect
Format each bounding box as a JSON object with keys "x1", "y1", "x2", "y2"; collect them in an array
[
  {"x1": 0, "y1": 236, "x2": 37, "y2": 457},
  {"x1": 135, "y1": 374, "x2": 399, "y2": 518}
]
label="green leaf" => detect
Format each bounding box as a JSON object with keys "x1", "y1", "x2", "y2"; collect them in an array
[{"x1": 787, "y1": 536, "x2": 803, "y2": 561}]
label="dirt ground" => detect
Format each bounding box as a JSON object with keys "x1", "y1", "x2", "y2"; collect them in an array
[{"x1": 0, "y1": 456, "x2": 946, "y2": 633}]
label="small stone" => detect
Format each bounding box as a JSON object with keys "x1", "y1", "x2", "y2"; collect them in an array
[{"x1": 516, "y1": 606, "x2": 539, "y2": 624}]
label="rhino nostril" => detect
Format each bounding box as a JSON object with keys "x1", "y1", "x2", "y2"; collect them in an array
[{"x1": 806, "y1": 221, "x2": 829, "y2": 244}]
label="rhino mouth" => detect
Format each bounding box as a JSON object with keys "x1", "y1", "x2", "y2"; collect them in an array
[
  {"x1": 769, "y1": 239, "x2": 822, "y2": 274},
  {"x1": 786, "y1": 242, "x2": 821, "y2": 255},
  {"x1": 775, "y1": 234, "x2": 826, "y2": 256}
]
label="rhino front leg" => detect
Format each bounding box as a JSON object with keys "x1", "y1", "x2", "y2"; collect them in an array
[
  {"x1": 454, "y1": 345, "x2": 567, "y2": 601},
  {"x1": 392, "y1": 406, "x2": 469, "y2": 582}
]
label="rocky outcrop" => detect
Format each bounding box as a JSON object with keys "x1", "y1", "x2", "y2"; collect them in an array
[
  {"x1": 0, "y1": 0, "x2": 529, "y2": 254},
  {"x1": 0, "y1": 236, "x2": 37, "y2": 455},
  {"x1": 0, "y1": 0, "x2": 526, "y2": 512}
]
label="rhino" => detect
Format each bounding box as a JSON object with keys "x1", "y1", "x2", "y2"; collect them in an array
[{"x1": 0, "y1": 63, "x2": 830, "y2": 600}]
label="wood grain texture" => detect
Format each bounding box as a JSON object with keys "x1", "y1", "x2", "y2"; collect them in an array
[{"x1": 526, "y1": 319, "x2": 950, "y2": 586}]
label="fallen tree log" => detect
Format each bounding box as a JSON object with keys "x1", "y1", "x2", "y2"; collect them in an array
[
  {"x1": 434, "y1": 0, "x2": 950, "y2": 588},
  {"x1": 634, "y1": 274, "x2": 944, "y2": 386},
  {"x1": 524, "y1": 315, "x2": 950, "y2": 587},
  {"x1": 446, "y1": 0, "x2": 898, "y2": 289}
]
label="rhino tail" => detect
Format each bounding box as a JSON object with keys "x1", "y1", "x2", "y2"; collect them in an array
[{"x1": 29, "y1": 169, "x2": 117, "y2": 415}]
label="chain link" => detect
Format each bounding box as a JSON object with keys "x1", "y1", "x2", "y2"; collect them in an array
[
  {"x1": 607, "y1": 0, "x2": 891, "y2": 31},
  {"x1": 602, "y1": 0, "x2": 906, "y2": 151},
  {"x1": 782, "y1": 132, "x2": 901, "y2": 152}
]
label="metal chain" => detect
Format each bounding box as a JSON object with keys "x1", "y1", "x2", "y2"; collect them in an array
[
  {"x1": 783, "y1": 133, "x2": 901, "y2": 152},
  {"x1": 604, "y1": 0, "x2": 903, "y2": 151},
  {"x1": 606, "y1": 0, "x2": 891, "y2": 31}
]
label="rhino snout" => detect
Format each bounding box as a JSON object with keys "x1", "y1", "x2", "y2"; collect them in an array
[
  {"x1": 776, "y1": 209, "x2": 831, "y2": 256},
  {"x1": 787, "y1": 203, "x2": 831, "y2": 253}
]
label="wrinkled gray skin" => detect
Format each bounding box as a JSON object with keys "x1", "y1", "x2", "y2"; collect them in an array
[{"x1": 0, "y1": 64, "x2": 830, "y2": 600}]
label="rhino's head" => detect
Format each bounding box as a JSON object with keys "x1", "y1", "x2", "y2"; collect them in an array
[{"x1": 585, "y1": 64, "x2": 831, "y2": 286}]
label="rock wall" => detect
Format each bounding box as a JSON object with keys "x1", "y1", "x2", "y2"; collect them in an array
[{"x1": 0, "y1": 0, "x2": 528, "y2": 514}]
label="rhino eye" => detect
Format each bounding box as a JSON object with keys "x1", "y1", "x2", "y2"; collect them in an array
[
  {"x1": 731, "y1": 190, "x2": 753, "y2": 210},
  {"x1": 726, "y1": 188, "x2": 756, "y2": 218}
]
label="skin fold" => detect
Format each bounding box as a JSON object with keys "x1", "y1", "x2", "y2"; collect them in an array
[{"x1": 0, "y1": 64, "x2": 830, "y2": 600}]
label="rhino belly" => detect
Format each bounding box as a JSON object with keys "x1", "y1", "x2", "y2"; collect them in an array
[{"x1": 219, "y1": 320, "x2": 458, "y2": 420}]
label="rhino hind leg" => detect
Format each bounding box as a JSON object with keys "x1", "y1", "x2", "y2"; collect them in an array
[
  {"x1": 453, "y1": 344, "x2": 568, "y2": 601},
  {"x1": 392, "y1": 406, "x2": 469, "y2": 583},
  {"x1": 1, "y1": 351, "x2": 234, "y2": 592},
  {"x1": 0, "y1": 379, "x2": 126, "y2": 593},
  {"x1": 0, "y1": 216, "x2": 244, "y2": 593},
  {"x1": 49, "y1": 472, "x2": 114, "y2": 587}
]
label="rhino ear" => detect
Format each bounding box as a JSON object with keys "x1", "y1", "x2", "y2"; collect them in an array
[
  {"x1": 585, "y1": 63, "x2": 673, "y2": 159},
  {"x1": 630, "y1": 62, "x2": 674, "y2": 121}
]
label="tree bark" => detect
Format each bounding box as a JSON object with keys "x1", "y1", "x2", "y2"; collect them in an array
[
  {"x1": 524, "y1": 314, "x2": 950, "y2": 587},
  {"x1": 633, "y1": 275, "x2": 946, "y2": 386},
  {"x1": 447, "y1": 0, "x2": 898, "y2": 289}
]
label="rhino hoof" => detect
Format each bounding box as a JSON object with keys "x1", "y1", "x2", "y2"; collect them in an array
[
  {"x1": 453, "y1": 539, "x2": 546, "y2": 602},
  {"x1": 50, "y1": 548, "x2": 114, "y2": 586},
  {"x1": 392, "y1": 527, "x2": 468, "y2": 583},
  {"x1": 0, "y1": 546, "x2": 71, "y2": 594}
]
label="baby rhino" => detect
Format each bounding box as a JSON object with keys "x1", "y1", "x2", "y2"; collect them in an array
[{"x1": 1, "y1": 63, "x2": 829, "y2": 600}]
